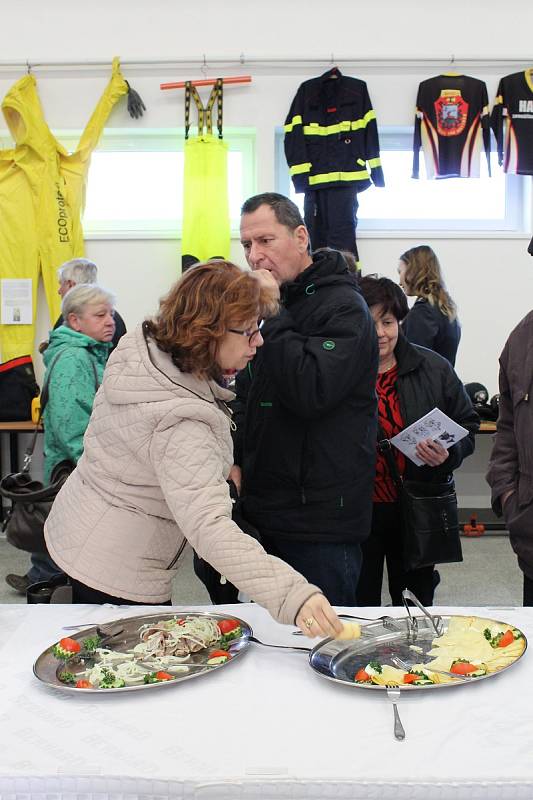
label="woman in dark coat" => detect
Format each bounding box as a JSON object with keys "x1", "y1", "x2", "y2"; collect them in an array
[
  {"x1": 357, "y1": 276, "x2": 479, "y2": 606},
  {"x1": 398, "y1": 245, "x2": 460, "y2": 366}
]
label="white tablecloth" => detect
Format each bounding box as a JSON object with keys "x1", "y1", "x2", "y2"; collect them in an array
[{"x1": 0, "y1": 602, "x2": 531, "y2": 799}]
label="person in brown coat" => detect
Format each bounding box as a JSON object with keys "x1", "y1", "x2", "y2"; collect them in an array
[{"x1": 487, "y1": 310, "x2": 533, "y2": 605}]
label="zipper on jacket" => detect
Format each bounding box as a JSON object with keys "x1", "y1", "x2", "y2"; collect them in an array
[
  {"x1": 301, "y1": 487, "x2": 307, "y2": 505},
  {"x1": 216, "y1": 399, "x2": 237, "y2": 431}
]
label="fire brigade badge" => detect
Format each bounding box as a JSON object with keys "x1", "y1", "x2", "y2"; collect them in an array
[{"x1": 434, "y1": 91, "x2": 469, "y2": 137}]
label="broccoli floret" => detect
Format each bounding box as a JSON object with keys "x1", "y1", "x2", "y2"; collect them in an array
[
  {"x1": 58, "y1": 671, "x2": 76, "y2": 684},
  {"x1": 98, "y1": 667, "x2": 125, "y2": 689},
  {"x1": 81, "y1": 635, "x2": 101, "y2": 653},
  {"x1": 368, "y1": 660, "x2": 383, "y2": 674}
]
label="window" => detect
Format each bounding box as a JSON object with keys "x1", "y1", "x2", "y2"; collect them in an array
[
  {"x1": 83, "y1": 129, "x2": 255, "y2": 237},
  {"x1": 275, "y1": 127, "x2": 528, "y2": 234},
  {"x1": 0, "y1": 128, "x2": 256, "y2": 238}
]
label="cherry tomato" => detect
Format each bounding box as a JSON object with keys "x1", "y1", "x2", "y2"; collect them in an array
[
  {"x1": 75, "y1": 679, "x2": 93, "y2": 689},
  {"x1": 450, "y1": 661, "x2": 478, "y2": 675},
  {"x1": 218, "y1": 619, "x2": 240, "y2": 635},
  {"x1": 59, "y1": 638, "x2": 81, "y2": 653},
  {"x1": 354, "y1": 668, "x2": 370, "y2": 682},
  {"x1": 403, "y1": 673, "x2": 420, "y2": 684},
  {"x1": 209, "y1": 650, "x2": 231, "y2": 660},
  {"x1": 155, "y1": 671, "x2": 174, "y2": 681},
  {"x1": 498, "y1": 630, "x2": 514, "y2": 648}
]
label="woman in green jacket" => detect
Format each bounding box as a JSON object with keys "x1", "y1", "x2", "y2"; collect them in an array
[{"x1": 5, "y1": 284, "x2": 116, "y2": 594}]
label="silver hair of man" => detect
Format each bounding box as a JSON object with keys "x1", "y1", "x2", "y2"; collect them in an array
[
  {"x1": 62, "y1": 284, "x2": 116, "y2": 322},
  {"x1": 57, "y1": 258, "x2": 98, "y2": 285}
]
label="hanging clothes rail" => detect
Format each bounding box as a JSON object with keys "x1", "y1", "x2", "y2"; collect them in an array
[
  {"x1": 160, "y1": 76, "x2": 252, "y2": 90},
  {"x1": 0, "y1": 56, "x2": 531, "y2": 73}
]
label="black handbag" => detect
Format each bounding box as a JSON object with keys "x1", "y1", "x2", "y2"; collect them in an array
[
  {"x1": 378, "y1": 431, "x2": 463, "y2": 572},
  {"x1": 0, "y1": 355, "x2": 39, "y2": 421},
  {"x1": 192, "y1": 480, "x2": 261, "y2": 604},
  {"x1": 0, "y1": 459, "x2": 74, "y2": 553},
  {"x1": 0, "y1": 350, "x2": 98, "y2": 553}
]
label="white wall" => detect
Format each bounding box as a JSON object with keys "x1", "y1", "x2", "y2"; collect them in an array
[{"x1": 1, "y1": 0, "x2": 532, "y2": 393}]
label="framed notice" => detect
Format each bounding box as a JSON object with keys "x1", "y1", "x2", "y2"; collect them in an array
[{"x1": 1, "y1": 279, "x2": 32, "y2": 325}]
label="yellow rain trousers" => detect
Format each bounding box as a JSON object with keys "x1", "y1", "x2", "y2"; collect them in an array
[
  {"x1": 0, "y1": 58, "x2": 128, "y2": 362},
  {"x1": 181, "y1": 133, "x2": 231, "y2": 264}
]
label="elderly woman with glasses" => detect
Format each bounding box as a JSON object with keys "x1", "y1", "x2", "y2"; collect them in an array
[{"x1": 44, "y1": 261, "x2": 343, "y2": 638}]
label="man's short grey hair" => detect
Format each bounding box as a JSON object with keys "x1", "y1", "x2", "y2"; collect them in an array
[
  {"x1": 62, "y1": 284, "x2": 116, "y2": 322},
  {"x1": 57, "y1": 258, "x2": 98, "y2": 285},
  {"x1": 241, "y1": 193, "x2": 305, "y2": 231}
]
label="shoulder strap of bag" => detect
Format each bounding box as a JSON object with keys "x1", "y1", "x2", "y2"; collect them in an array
[
  {"x1": 377, "y1": 424, "x2": 403, "y2": 491},
  {"x1": 21, "y1": 349, "x2": 67, "y2": 472},
  {"x1": 22, "y1": 348, "x2": 100, "y2": 472}
]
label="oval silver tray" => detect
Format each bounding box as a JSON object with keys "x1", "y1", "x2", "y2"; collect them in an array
[
  {"x1": 309, "y1": 614, "x2": 527, "y2": 691},
  {"x1": 34, "y1": 610, "x2": 252, "y2": 694}
]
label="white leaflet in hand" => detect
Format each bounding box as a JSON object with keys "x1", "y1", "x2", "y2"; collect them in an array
[{"x1": 390, "y1": 407, "x2": 468, "y2": 466}]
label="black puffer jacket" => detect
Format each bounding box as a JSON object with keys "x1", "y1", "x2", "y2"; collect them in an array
[
  {"x1": 394, "y1": 333, "x2": 479, "y2": 482},
  {"x1": 232, "y1": 249, "x2": 378, "y2": 542}
]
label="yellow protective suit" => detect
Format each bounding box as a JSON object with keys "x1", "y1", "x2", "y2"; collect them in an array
[
  {"x1": 181, "y1": 133, "x2": 231, "y2": 264},
  {"x1": 0, "y1": 58, "x2": 128, "y2": 362},
  {"x1": 181, "y1": 79, "x2": 230, "y2": 267}
]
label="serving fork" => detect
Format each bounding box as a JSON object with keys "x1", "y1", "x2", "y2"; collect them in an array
[{"x1": 386, "y1": 686, "x2": 405, "y2": 741}]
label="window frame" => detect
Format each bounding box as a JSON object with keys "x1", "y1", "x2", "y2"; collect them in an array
[
  {"x1": 275, "y1": 125, "x2": 530, "y2": 238},
  {"x1": 0, "y1": 127, "x2": 257, "y2": 240}
]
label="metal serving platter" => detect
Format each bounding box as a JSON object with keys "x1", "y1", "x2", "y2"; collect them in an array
[
  {"x1": 33, "y1": 610, "x2": 252, "y2": 694},
  {"x1": 309, "y1": 614, "x2": 527, "y2": 691}
]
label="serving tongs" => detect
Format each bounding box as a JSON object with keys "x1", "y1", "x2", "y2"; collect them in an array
[
  {"x1": 402, "y1": 589, "x2": 444, "y2": 641},
  {"x1": 292, "y1": 613, "x2": 402, "y2": 637}
]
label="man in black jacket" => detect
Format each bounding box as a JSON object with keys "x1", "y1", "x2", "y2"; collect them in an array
[{"x1": 232, "y1": 193, "x2": 378, "y2": 605}]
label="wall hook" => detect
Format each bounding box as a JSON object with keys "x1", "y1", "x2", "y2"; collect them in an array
[
  {"x1": 201, "y1": 53, "x2": 208, "y2": 78},
  {"x1": 239, "y1": 52, "x2": 245, "y2": 65},
  {"x1": 26, "y1": 60, "x2": 32, "y2": 74}
]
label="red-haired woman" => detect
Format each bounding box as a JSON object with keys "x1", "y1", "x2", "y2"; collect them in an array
[{"x1": 44, "y1": 261, "x2": 342, "y2": 638}]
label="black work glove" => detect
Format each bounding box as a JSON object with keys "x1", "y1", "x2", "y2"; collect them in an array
[{"x1": 125, "y1": 81, "x2": 146, "y2": 119}]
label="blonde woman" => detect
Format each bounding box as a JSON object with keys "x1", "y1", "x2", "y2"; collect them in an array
[{"x1": 398, "y1": 245, "x2": 460, "y2": 366}]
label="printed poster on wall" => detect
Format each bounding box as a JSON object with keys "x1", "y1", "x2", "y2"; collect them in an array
[{"x1": 1, "y1": 279, "x2": 32, "y2": 324}]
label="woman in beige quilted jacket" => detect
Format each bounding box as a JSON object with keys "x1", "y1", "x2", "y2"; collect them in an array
[{"x1": 44, "y1": 261, "x2": 343, "y2": 638}]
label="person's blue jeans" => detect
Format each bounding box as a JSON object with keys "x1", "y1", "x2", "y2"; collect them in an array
[
  {"x1": 260, "y1": 536, "x2": 362, "y2": 606},
  {"x1": 28, "y1": 552, "x2": 63, "y2": 585}
]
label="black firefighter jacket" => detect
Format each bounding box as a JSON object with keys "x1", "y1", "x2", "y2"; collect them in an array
[
  {"x1": 393, "y1": 333, "x2": 479, "y2": 484},
  {"x1": 284, "y1": 67, "x2": 384, "y2": 193},
  {"x1": 232, "y1": 249, "x2": 379, "y2": 543}
]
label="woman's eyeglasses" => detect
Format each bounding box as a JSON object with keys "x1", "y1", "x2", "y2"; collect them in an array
[{"x1": 227, "y1": 321, "x2": 263, "y2": 346}]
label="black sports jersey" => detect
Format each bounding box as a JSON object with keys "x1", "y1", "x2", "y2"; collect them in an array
[
  {"x1": 491, "y1": 70, "x2": 533, "y2": 175},
  {"x1": 413, "y1": 74, "x2": 491, "y2": 179}
]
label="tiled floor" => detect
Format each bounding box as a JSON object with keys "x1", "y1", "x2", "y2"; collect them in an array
[{"x1": 0, "y1": 532, "x2": 522, "y2": 607}]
